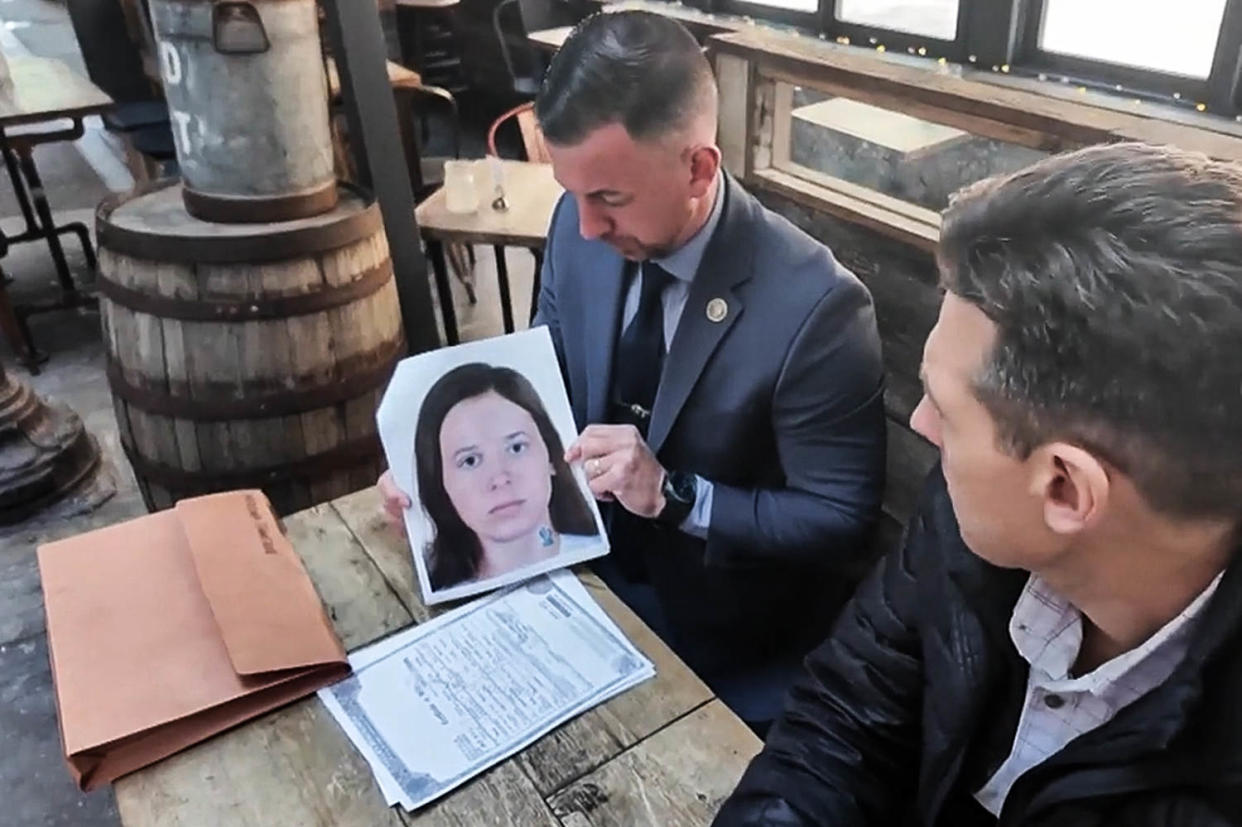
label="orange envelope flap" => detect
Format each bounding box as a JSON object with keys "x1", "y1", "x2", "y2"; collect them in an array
[{"x1": 175, "y1": 490, "x2": 347, "y2": 676}]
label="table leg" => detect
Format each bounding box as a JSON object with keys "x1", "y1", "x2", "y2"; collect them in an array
[
  {"x1": 494, "y1": 245, "x2": 515, "y2": 334},
  {"x1": 530, "y1": 248, "x2": 543, "y2": 324},
  {"x1": 426, "y1": 239, "x2": 459, "y2": 345},
  {"x1": 0, "y1": 270, "x2": 44, "y2": 372},
  {"x1": 13, "y1": 143, "x2": 77, "y2": 292},
  {"x1": 1, "y1": 139, "x2": 38, "y2": 235}
]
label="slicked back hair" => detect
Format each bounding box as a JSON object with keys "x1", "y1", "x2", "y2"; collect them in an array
[{"x1": 535, "y1": 10, "x2": 716, "y2": 146}]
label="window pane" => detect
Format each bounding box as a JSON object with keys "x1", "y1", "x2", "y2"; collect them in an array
[
  {"x1": 785, "y1": 86, "x2": 1048, "y2": 212},
  {"x1": 743, "y1": 0, "x2": 818, "y2": 13},
  {"x1": 835, "y1": 0, "x2": 959, "y2": 40},
  {"x1": 1040, "y1": 0, "x2": 1226, "y2": 79}
]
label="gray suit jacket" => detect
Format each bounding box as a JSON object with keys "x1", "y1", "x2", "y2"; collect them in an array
[{"x1": 534, "y1": 174, "x2": 886, "y2": 710}]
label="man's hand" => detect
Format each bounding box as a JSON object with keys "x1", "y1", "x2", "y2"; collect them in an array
[
  {"x1": 377, "y1": 470, "x2": 411, "y2": 533},
  {"x1": 566, "y1": 424, "x2": 666, "y2": 519}
]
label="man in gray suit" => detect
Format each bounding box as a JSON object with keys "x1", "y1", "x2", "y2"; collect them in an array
[{"x1": 383, "y1": 11, "x2": 886, "y2": 735}]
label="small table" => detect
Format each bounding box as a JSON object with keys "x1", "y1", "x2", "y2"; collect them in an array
[
  {"x1": 415, "y1": 159, "x2": 563, "y2": 344},
  {"x1": 113, "y1": 486, "x2": 762, "y2": 825},
  {"x1": 0, "y1": 56, "x2": 112, "y2": 370},
  {"x1": 528, "y1": 25, "x2": 574, "y2": 52}
]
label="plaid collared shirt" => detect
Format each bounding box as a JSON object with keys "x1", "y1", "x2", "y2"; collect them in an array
[{"x1": 974, "y1": 572, "x2": 1222, "y2": 816}]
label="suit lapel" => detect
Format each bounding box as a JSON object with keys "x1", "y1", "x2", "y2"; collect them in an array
[
  {"x1": 583, "y1": 253, "x2": 629, "y2": 425},
  {"x1": 647, "y1": 176, "x2": 754, "y2": 454}
]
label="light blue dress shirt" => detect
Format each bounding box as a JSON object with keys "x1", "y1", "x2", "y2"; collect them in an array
[{"x1": 617, "y1": 173, "x2": 725, "y2": 539}]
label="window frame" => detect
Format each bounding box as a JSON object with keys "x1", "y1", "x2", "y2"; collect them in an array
[
  {"x1": 1013, "y1": 0, "x2": 1242, "y2": 114},
  {"x1": 705, "y1": 0, "x2": 1242, "y2": 118},
  {"x1": 820, "y1": 0, "x2": 971, "y2": 63},
  {"x1": 712, "y1": 0, "x2": 821, "y2": 31}
]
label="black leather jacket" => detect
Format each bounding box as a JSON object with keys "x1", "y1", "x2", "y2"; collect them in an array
[{"x1": 714, "y1": 467, "x2": 1242, "y2": 827}]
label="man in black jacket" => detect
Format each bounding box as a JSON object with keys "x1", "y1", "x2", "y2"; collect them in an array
[{"x1": 714, "y1": 142, "x2": 1242, "y2": 826}]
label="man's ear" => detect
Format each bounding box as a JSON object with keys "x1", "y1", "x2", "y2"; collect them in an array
[
  {"x1": 687, "y1": 145, "x2": 720, "y2": 196},
  {"x1": 1029, "y1": 442, "x2": 1110, "y2": 535}
]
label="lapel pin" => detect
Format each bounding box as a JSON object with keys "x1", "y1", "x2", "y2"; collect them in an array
[{"x1": 706, "y1": 297, "x2": 728, "y2": 323}]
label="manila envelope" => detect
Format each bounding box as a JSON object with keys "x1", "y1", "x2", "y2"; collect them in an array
[{"x1": 37, "y1": 490, "x2": 350, "y2": 791}]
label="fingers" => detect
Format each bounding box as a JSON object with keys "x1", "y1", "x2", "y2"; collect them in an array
[
  {"x1": 573, "y1": 424, "x2": 641, "y2": 460},
  {"x1": 377, "y1": 470, "x2": 411, "y2": 523}
]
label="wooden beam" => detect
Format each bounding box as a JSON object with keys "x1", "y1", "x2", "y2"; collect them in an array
[
  {"x1": 714, "y1": 53, "x2": 751, "y2": 178},
  {"x1": 751, "y1": 167, "x2": 939, "y2": 252}
]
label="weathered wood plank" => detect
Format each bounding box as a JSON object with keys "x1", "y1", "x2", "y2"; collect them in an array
[
  {"x1": 548, "y1": 700, "x2": 761, "y2": 827},
  {"x1": 114, "y1": 503, "x2": 414, "y2": 826},
  {"x1": 115, "y1": 699, "x2": 406, "y2": 827},
  {"x1": 400, "y1": 763, "x2": 562, "y2": 827},
  {"x1": 751, "y1": 77, "x2": 775, "y2": 173},
  {"x1": 283, "y1": 502, "x2": 413, "y2": 651},
  {"x1": 329, "y1": 486, "x2": 430, "y2": 621},
  {"x1": 752, "y1": 167, "x2": 939, "y2": 252},
  {"x1": 715, "y1": 53, "x2": 750, "y2": 178},
  {"x1": 515, "y1": 573, "x2": 713, "y2": 796},
  {"x1": 331, "y1": 487, "x2": 717, "y2": 797},
  {"x1": 252, "y1": 258, "x2": 319, "y2": 512}
]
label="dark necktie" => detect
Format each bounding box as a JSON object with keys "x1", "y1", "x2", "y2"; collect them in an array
[
  {"x1": 604, "y1": 261, "x2": 672, "y2": 586},
  {"x1": 612, "y1": 261, "x2": 671, "y2": 434}
]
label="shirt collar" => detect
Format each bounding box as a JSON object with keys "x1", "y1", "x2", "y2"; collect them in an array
[
  {"x1": 650, "y1": 171, "x2": 725, "y2": 284},
  {"x1": 1010, "y1": 572, "x2": 1223, "y2": 694}
]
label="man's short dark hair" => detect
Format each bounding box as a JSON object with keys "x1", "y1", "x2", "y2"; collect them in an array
[
  {"x1": 939, "y1": 142, "x2": 1242, "y2": 519},
  {"x1": 534, "y1": 10, "x2": 715, "y2": 146}
]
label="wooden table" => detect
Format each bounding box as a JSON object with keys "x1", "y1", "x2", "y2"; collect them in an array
[
  {"x1": 0, "y1": 55, "x2": 113, "y2": 371},
  {"x1": 528, "y1": 25, "x2": 574, "y2": 53},
  {"x1": 415, "y1": 159, "x2": 563, "y2": 344},
  {"x1": 113, "y1": 486, "x2": 762, "y2": 825}
]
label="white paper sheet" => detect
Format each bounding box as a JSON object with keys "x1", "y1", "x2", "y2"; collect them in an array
[{"x1": 319, "y1": 570, "x2": 655, "y2": 810}]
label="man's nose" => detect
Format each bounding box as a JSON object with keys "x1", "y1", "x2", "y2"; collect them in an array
[
  {"x1": 577, "y1": 199, "x2": 610, "y2": 240},
  {"x1": 909, "y1": 395, "x2": 942, "y2": 449}
]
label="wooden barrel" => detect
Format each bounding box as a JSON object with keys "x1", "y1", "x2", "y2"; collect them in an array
[
  {"x1": 95, "y1": 180, "x2": 404, "y2": 515},
  {"x1": 150, "y1": 0, "x2": 337, "y2": 222}
]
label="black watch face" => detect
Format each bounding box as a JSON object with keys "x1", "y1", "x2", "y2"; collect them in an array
[{"x1": 669, "y1": 472, "x2": 695, "y2": 503}]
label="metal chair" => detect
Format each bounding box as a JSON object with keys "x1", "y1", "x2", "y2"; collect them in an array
[{"x1": 486, "y1": 102, "x2": 549, "y2": 322}]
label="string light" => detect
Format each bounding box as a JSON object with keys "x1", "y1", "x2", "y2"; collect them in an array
[
  {"x1": 991, "y1": 64, "x2": 999, "y2": 71},
  {"x1": 968, "y1": 54, "x2": 977, "y2": 62},
  {"x1": 869, "y1": 36, "x2": 877, "y2": 44},
  {"x1": 938, "y1": 56, "x2": 947, "y2": 65},
  {"x1": 1173, "y1": 92, "x2": 1182, "y2": 100},
  {"x1": 1001, "y1": 64, "x2": 1010, "y2": 73},
  {"x1": 876, "y1": 44, "x2": 886, "y2": 52},
  {"x1": 1196, "y1": 102, "x2": 1207, "y2": 111},
  {"x1": 1038, "y1": 73, "x2": 1048, "y2": 81},
  {"x1": 908, "y1": 46, "x2": 916, "y2": 54},
  {"x1": 917, "y1": 46, "x2": 927, "y2": 56},
  {"x1": 1077, "y1": 86, "x2": 1087, "y2": 94}
]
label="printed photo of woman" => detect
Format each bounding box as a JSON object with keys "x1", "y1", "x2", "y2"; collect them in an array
[{"x1": 415, "y1": 363, "x2": 601, "y2": 591}]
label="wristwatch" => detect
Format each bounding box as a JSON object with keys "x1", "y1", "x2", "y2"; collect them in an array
[{"x1": 655, "y1": 470, "x2": 697, "y2": 526}]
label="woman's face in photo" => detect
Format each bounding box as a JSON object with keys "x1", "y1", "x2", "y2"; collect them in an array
[{"x1": 438, "y1": 391, "x2": 554, "y2": 544}]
